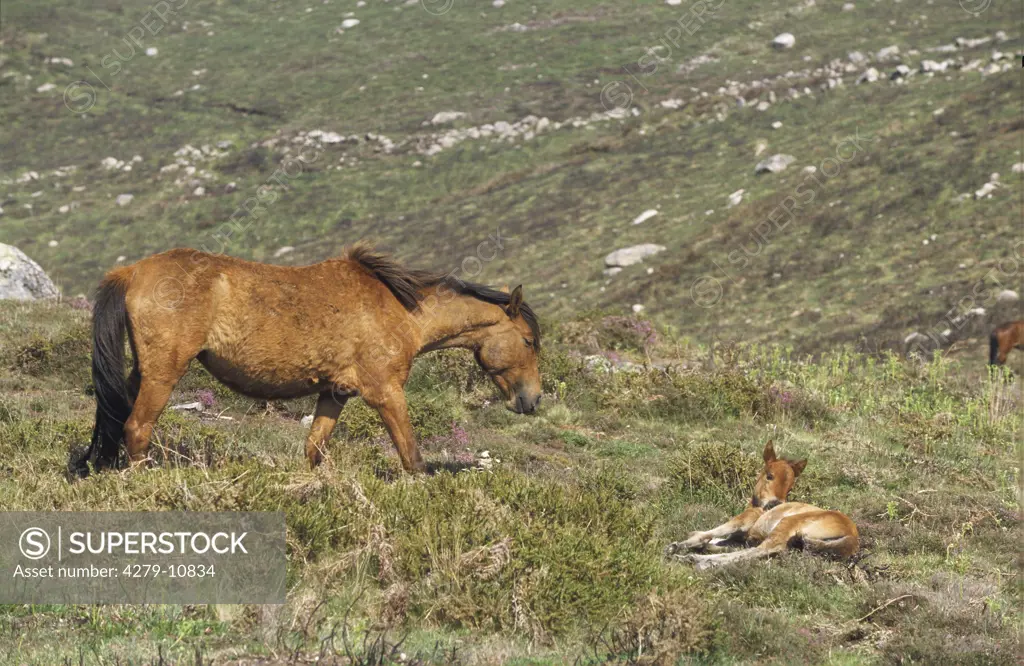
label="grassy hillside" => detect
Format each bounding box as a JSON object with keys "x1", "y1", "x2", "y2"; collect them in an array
[
  {"x1": 1, "y1": 0, "x2": 1021, "y2": 355},
  {"x1": 0, "y1": 300, "x2": 1020, "y2": 664}
]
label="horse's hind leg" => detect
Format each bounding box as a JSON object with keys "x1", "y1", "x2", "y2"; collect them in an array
[
  {"x1": 305, "y1": 392, "x2": 347, "y2": 468},
  {"x1": 124, "y1": 377, "x2": 179, "y2": 464}
]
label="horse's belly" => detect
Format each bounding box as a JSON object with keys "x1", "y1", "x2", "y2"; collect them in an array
[{"x1": 196, "y1": 350, "x2": 324, "y2": 400}]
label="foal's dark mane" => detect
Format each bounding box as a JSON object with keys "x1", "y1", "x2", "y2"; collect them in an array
[{"x1": 346, "y1": 243, "x2": 541, "y2": 348}]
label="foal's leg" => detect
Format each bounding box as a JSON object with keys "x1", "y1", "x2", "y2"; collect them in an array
[
  {"x1": 366, "y1": 386, "x2": 426, "y2": 473},
  {"x1": 666, "y1": 506, "x2": 762, "y2": 556},
  {"x1": 685, "y1": 515, "x2": 806, "y2": 570},
  {"x1": 305, "y1": 392, "x2": 347, "y2": 468}
]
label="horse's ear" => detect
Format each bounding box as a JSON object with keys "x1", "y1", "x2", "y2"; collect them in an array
[
  {"x1": 791, "y1": 458, "x2": 807, "y2": 477},
  {"x1": 505, "y1": 285, "x2": 523, "y2": 318},
  {"x1": 762, "y1": 440, "x2": 776, "y2": 463}
]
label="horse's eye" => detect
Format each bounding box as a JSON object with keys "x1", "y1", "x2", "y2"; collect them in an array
[
  {"x1": 766, "y1": 474, "x2": 774, "y2": 481},
  {"x1": 524, "y1": 338, "x2": 534, "y2": 348}
]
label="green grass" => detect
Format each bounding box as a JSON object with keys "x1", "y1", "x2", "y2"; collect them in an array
[{"x1": 0, "y1": 301, "x2": 1020, "y2": 664}]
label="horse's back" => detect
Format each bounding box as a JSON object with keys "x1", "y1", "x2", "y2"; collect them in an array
[{"x1": 111, "y1": 249, "x2": 410, "y2": 399}]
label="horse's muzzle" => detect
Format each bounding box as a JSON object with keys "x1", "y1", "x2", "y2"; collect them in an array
[{"x1": 509, "y1": 392, "x2": 541, "y2": 414}]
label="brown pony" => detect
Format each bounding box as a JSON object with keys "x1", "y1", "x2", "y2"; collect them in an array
[
  {"x1": 665, "y1": 441, "x2": 858, "y2": 570},
  {"x1": 989, "y1": 320, "x2": 1024, "y2": 367},
  {"x1": 79, "y1": 244, "x2": 541, "y2": 475}
]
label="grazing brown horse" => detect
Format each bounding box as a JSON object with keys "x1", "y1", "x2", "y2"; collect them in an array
[
  {"x1": 80, "y1": 244, "x2": 541, "y2": 475},
  {"x1": 665, "y1": 441, "x2": 858, "y2": 570},
  {"x1": 989, "y1": 320, "x2": 1024, "y2": 367}
]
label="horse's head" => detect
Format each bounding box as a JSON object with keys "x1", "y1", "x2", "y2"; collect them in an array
[
  {"x1": 750, "y1": 440, "x2": 806, "y2": 511},
  {"x1": 474, "y1": 285, "x2": 542, "y2": 414}
]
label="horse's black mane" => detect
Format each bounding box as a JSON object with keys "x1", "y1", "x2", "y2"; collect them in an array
[{"x1": 346, "y1": 243, "x2": 541, "y2": 348}]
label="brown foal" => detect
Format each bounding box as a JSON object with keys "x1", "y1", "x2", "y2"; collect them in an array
[
  {"x1": 989, "y1": 320, "x2": 1024, "y2": 367},
  {"x1": 665, "y1": 442, "x2": 859, "y2": 570}
]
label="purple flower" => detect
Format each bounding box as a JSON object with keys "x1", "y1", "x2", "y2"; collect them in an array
[
  {"x1": 451, "y1": 421, "x2": 470, "y2": 447},
  {"x1": 196, "y1": 389, "x2": 216, "y2": 409}
]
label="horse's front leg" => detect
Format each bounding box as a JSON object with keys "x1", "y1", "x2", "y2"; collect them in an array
[
  {"x1": 366, "y1": 385, "x2": 426, "y2": 474},
  {"x1": 665, "y1": 506, "x2": 762, "y2": 556}
]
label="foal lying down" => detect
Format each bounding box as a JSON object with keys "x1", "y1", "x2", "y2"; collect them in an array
[{"x1": 666, "y1": 441, "x2": 858, "y2": 570}]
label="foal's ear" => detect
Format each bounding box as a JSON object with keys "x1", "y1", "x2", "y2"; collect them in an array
[
  {"x1": 506, "y1": 285, "x2": 523, "y2": 318},
  {"x1": 791, "y1": 459, "x2": 807, "y2": 477},
  {"x1": 762, "y1": 440, "x2": 777, "y2": 463}
]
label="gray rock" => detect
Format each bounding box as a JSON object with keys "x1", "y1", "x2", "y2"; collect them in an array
[
  {"x1": 115, "y1": 193, "x2": 134, "y2": 207},
  {"x1": 890, "y1": 64, "x2": 911, "y2": 80},
  {"x1": 0, "y1": 244, "x2": 59, "y2": 301},
  {"x1": 755, "y1": 153, "x2": 795, "y2": 174},
  {"x1": 996, "y1": 289, "x2": 1019, "y2": 304},
  {"x1": 604, "y1": 244, "x2": 666, "y2": 268},
  {"x1": 847, "y1": 51, "x2": 866, "y2": 64},
  {"x1": 876, "y1": 45, "x2": 900, "y2": 60},
  {"x1": 772, "y1": 33, "x2": 796, "y2": 49},
  {"x1": 856, "y1": 67, "x2": 879, "y2": 84}
]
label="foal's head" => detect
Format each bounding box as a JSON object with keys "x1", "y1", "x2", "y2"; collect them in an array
[
  {"x1": 750, "y1": 441, "x2": 806, "y2": 511},
  {"x1": 474, "y1": 285, "x2": 542, "y2": 414}
]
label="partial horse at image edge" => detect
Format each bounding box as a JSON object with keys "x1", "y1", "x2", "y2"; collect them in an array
[
  {"x1": 78, "y1": 244, "x2": 542, "y2": 476},
  {"x1": 989, "y1": 320, "x2": 1024, "y2": 367}
]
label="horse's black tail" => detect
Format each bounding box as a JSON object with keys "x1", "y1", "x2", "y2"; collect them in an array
[
  {"x1": 989, "y1": 330, "x2": 1001, "y2": 366},
  {"x1": 76, "y1": 276, "x2": 134, "y2": 476}
]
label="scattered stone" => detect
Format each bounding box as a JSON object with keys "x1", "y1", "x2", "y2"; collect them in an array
[
  {"x1": 848, "y1": 51, "x2": 866, "y2": 65},
  {"x1": 493, "y1": 0, "x2": 505, "y2": 6},
  {"x1": 341, "y1": 18, "x2": 360, "y2": 28},
  {"x1": 771, "y1": 121, "x2": 782, "y2": 129},
  {"x1": 431, "y1": 111, "x2": 466, "y2": 125},
  {"x1": 632, "y1": 209, "x2": 658, "y2": 225},
  {"x1": 841, "y1": 2, "x2": 855, "y2": 10},
  {"x1": 890, "y1": 64, "x2": 911, "y2": 80},
  {"x1": 603, "y1": 267, "x2": 623, "y2": 277},
  {"x1": 876, "y1": 45, "x2": 900, "y2": 60},
  {"x1": 115, "y1": 193, "x2": 134, "y2": 207},
  {"x1": 193, "y1": 186, "x2": 205, "y2": 196},
  {"x1": 1012, "y1": 163, "x2": 1024, "y2": 174},
  {"x1": 631, "y1": 304, "x2": 645, "y2": 314},
  {"x1": 301, "y1": 414, "x2": 314, "y2": 427},
  {"x1": 604, "y1": 244, "x2": 666, "y2": 268},
  {"x1": 974, "y1": 181, "x2": 998, "y2": 199},
  {"x1": 274, "y1": 246, "x2": 295, "y2": 258},
  {"x1": 856, "y1": 67, "x2": 879, "y2": 84},
  {"x1": 772, "y1": 33, "x2": 796, "y2": 49},
  {"x1": 754, "y1": 140, "x2": 768, "y2": 156},
  {"x1": 727, "y1": 189, "x2": 745, "y2": 208},
  {"x1": 996, "y1": 290, "x2": 1019, "y2": 304},
  {"x1": 955, "y1": 36, "x2": 991, "y2": 49},
  {"x1": 920, "y1": 59, "x2": 952, "y2": 73},
  {"x1": 755, "y1": 154, "x2": 795, "y2": 174},
  {"x1": 35, "y1": 82, "x2": 56, "y2": 92},
  {"x1": 145, "y1": 47, "x2": 158, "y2": 56},
  {"x1": 0, "y1": 244, "x2": 60, "y2": 301},
  {"x1": 47, "y1": 240, "x2": 58, "y2": 248}
]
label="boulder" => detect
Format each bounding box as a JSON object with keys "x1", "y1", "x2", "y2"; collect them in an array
[
  {"x1": 604, "y1": 244, "x2": 666, "y2": 268},
  {"x1": 0, "y1": 244, "x2": 60, "y2": 301}
]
